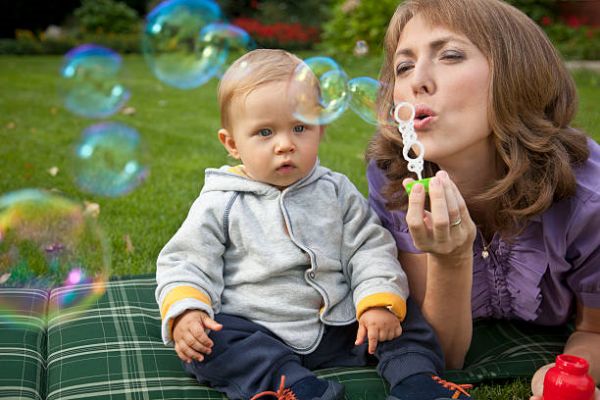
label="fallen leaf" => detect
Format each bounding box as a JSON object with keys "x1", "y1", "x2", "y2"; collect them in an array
[
  {"x1": 50, "y1": 107, "x2": 58, "y2": 115},
  {"x1": 0, "y1": 273, "x2": 10, "y2": 284},
  {"x1": 83, "y1": 201, "x2": 100, "y2": 218},
  {"x1": 48, "y1": 166, "x2": 59, "y2": 176},
  {"x1": 121, "y1": 106, "x2": 136, "y2": 116},
  {"x1": 124, "y1": 234, "x2": 135, "y2": 254},
  {"x1": 30, "y1": 128, "x2": 37, "y2": 133},
  {"x1": 6, "y1": 122, "x2": 16, "y2": 129}
]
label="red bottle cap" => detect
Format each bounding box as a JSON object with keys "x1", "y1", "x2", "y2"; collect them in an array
[
  {"x1": 542, "y1": 354, "x2": 595, "y2": 400},
  {"x1": 555, "y1": 354, "x2": 590, "y2": 375}
]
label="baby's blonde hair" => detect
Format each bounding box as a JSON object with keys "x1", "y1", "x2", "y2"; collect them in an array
[{"x1": 217, "y1": 49, "x2": 303, "y2": 131}]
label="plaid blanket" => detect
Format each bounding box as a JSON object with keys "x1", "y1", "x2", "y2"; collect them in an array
[{"x1": 0, "y1": 276, "x2": 572, "y2": 400}]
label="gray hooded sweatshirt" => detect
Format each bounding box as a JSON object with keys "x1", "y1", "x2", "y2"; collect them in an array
[{"x1": 156, "y1": 163, "x2": 409, "y2": 354}]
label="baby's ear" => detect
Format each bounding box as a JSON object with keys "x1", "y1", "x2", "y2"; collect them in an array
[
  {"x1": 319, "y1": 125, "x2": 326, "y2": 139},
  {"x1": 218, "y1": 128, "x2": 240, "y2": 159}
]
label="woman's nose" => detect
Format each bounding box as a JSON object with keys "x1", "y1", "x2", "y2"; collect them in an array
[{"x1": 410, "y1": 61, "x2": 435, "y2": 95}]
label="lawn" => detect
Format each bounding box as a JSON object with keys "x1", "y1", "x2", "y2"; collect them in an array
[{"x1": 0, "y1": 54, "x2": 599, "y2": 399}]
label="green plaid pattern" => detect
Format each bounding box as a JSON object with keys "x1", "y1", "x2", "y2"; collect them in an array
[
  {"x1": 445, "y1": 319, "x2": 572, "y2": 383},
  {"x1": 45, "y1": 277, "x2": 221, "y2": 400},
  {"x1": 0, "y1": 288, "x2": 48, "y2": 400},
  {"x1": 1, "y1": 275, "x2": 573, "y2": 399}
]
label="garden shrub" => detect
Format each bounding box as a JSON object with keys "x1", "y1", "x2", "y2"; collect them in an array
[
  {"x1": 0, "y1": 30, "x2": 140, "y2": 55},
  {"x1": 233, "y1": 18, "x2": 320, "y2": 50},
  {"x1": 545, "y1": 22, "x2": 600, "y2": 60},
  {"x1": 74, "y1": 0, "x2": 141, "y2": 34},
  {"x1": 505, "y1": 0, "x2": 557, "y2": 22},
  {"x1": 318, "y1": 0, "x2": 400, "y2": 55},
  {"x1": 224, "y1": 0, "x2": 329, "y2": 50}
]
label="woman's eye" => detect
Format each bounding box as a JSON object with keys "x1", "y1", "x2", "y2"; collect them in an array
[
  {"x1": 441, "y1": 50, "x2": 464, "y2": 61},
  {"x1": 258, "y1": 128, "x2": 272, "y2": 137},
  {"x1": 293, "y1": 125, "x2": 305, "y2": 133},
  {"x1": 395, "y1": 62, "x2": 413, "y2": 76}
]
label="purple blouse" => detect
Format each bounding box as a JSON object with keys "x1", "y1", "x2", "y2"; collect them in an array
[{"x1": 366, "y1": 139, "x2": 600, "y2": 326}]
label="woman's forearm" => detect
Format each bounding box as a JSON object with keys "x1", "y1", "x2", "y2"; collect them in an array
[
  {"x1": 564, "y1": 330, "x2": 600, "y2": 383},
  {"x1": 422, "y1": 253, "x2": 473, "y2": 369}
]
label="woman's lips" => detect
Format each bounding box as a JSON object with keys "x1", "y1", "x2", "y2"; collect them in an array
[
  {"x1": 413, "y1": 104, "x2": 436, "y2": 131},
  {"x1": 414, "y1": 115, "x2": 434, "y2": 130}
]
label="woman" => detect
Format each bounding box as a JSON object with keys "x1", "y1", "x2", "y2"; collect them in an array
[{"x1": 366, "y1": 0, "x2": 600, "y2": 398}]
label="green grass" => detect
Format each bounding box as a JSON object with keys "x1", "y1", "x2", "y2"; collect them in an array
[{"x1": 1, "y1": 55, "x2": 599, "y2": 399}]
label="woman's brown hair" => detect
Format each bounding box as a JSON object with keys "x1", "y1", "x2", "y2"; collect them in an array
[{"x1": 367, "y1": 0, "x2": 589, "y2": 236}]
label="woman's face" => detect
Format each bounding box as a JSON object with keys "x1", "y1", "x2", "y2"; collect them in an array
[{"x1": 393, "y1": 15, "x2": 492, "y2": 167}]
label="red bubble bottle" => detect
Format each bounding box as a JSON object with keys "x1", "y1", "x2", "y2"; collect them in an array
[{"x1": 542, "y1": 354, "x2": 595, "y2": 400}]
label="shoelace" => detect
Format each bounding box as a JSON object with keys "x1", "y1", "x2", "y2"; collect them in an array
[
  {"x1": 250, "y1": 375, "x2": 298, "y2": 400},
  {"x1": 431, "y1": 375, "x2": 473, "y2": 399}
]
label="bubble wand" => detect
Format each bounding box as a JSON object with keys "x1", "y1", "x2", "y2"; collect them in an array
[{"x1": 394, "y1": 102, "x2": 432, "y2": 194}]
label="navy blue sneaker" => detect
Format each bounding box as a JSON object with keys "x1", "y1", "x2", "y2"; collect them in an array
[
  {"x1": 388, "y1": 373, "x2": 473, "y2": 400},
  {"x1": 251, "y1": 375, "x2": 345, "y2": 400}
]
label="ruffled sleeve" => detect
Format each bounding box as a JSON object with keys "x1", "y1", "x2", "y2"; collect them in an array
[
  {"x1": 366, "y1": 161, "x2": 422, "y2": 254},
  {"x1": 563, "y1": 139, "x2": 600, "y2": 309},
  {"x1": 564, "y1": 192, "x2": 600, "y2": 308}
]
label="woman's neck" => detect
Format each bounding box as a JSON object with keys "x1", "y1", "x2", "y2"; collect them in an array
[
  {"x1": 437, "y1": 140, "x2": 498, "y2": 198},
  {"x1": 436, "y1": 138, "x2": 500, "y2": 232}
]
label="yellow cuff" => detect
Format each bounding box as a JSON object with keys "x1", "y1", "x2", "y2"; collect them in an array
[
  {"x1": 160, "y1": 286, "x2": 211, "y2": 319},
  {"x1": 356, "y1": 292, "x2": 406, "y2": 321}
]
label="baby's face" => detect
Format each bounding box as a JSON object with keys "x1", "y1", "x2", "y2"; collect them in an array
[{"x1": 225, "y1": 81, "x2": 323, "y2": 189}]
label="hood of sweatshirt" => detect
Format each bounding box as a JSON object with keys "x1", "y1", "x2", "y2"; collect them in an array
[{"x1": 201, "y1": 160, "x2": 330, "y2": 196}]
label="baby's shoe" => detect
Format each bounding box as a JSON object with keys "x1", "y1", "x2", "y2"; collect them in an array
[
  {"x1": 251, "y1": 375, "x2": 345, "y2": 400},
  {"x1": 387, "y1": 373, "x2": 473, "y2": 400}
]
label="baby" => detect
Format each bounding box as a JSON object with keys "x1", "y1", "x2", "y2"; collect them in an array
[{"x1": 156, "y1": 49, "x2": 469, "y2": 400}]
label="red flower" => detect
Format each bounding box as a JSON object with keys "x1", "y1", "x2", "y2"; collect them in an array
[
  {"x1": 232, "y1": 17, "x2": 320, "y2": 48},
  {"x1": 540, "y1": 16, "x2": 552, "y2": 27},
  {"x1": 565, "y1": 15, "x2": 587, "y2": 28}
]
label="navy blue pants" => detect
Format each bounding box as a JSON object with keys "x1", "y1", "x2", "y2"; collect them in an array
[{"x1": 184, "y1": 298, "x2": 444, "y2": 399}]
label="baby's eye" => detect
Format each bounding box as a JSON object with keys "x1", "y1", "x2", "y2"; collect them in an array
[
  {"x1": 293, "y1": 125, "x2": 305, "y2": 133},
  {"x1": 257, "y1": 128, "x2": 272, "y2": 137}
]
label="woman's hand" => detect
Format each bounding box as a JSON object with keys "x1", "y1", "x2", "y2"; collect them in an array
[
  {"x1": 403, "y1": 170, "x2": 476, "y2": 259},
  {"x1": 529, "y1": 362, "x2": 600, "y2": 400}
]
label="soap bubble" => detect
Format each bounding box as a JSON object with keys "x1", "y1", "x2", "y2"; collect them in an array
[
  {"x1": 73, "y1": 122, "x2": 149, "y2": 197},
  {"x1": 353, "y1": 40, "x2": 369, "y2": 57},
  {"x1": 288, "y1": 57, "x2": 349, "y2": 125},
  {"x1": 199, "y1": 22, "x2": 256, "y2": 79},
  {"x1": 348, "y1": 77, "x2": 382, "y2": 126},
  {"x1": 60, "y1": 44, "x2": 130, "y2": 118},
  {"x1": 0, "y1": 189, "x2": 110, "y2": 326},
  {"x1": 142, "y1": 0, "x2": 225, "y2": 89}
]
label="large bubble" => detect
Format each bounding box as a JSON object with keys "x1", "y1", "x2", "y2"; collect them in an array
[
  {"x1": 60, "y1": 44, "x2": 130, "y2": 118},
  {"x1": 0, "y1": 189, "x2": 110, "y2": 326},
  {"x1": 142, "y1": 0, "x2": 225, "y2": 89},
  {"x1": 199, "y1": 22, "x2": 255, "y2": 79},
  {"x1": 73, "y1": 122, "x2": 149, "y2": 197},
  {"x1": 288, "y1": 57, "x2": 349, "y2": 125},
  {"x1": 348, "y1": 77, "x2": 382, "y2": 126}
]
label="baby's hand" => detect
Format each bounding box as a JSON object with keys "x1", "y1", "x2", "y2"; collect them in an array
[
  {"x1": 355, "y1": 307, "x2": 402, "y2": 354},
  {"x1": 172, "y1": 310, "x2": 223, "y2": 363}
]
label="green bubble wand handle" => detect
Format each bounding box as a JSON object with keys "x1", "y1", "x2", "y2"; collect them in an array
[{"x1": 394, "y1": 102, "x2": 431, "y2": 194}]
